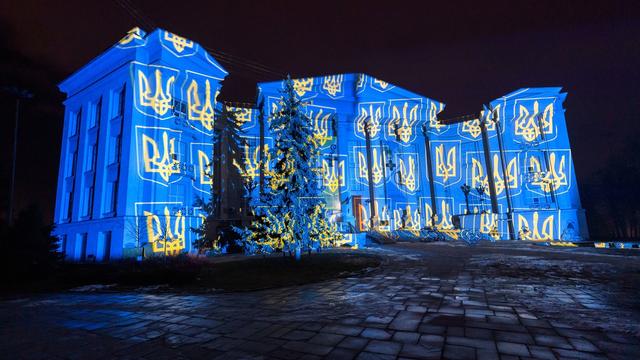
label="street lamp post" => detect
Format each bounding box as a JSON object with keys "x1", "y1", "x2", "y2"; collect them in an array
[
  {"x1": 2, "y1": 87, "x2": 33, "y2": 225},
  {"x1": 461, "y1": 183, "x2": 471, "y2": 214}
]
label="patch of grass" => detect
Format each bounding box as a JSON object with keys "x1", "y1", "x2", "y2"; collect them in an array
[
  {"x1": 195, "y1": 252, "x2": 380, "y2": 291},
  {"x1": 1, "y1": 251, "x2": 381, "y2": 295}
]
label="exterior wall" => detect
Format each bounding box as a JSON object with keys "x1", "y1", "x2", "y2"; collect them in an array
[
  {"x1": 54, "y1": 28, "x2": 228, "y2": 260},
  {"x1": 258, "y1": 78, "x2": 588, "y2": 244},
  {"x1": 258, "y1": 75, "x2": 448, "y2": 245},
  {"x1": 436, "y1": 87, "x2": 588, "y2": 241},
  {"x1": 54, "y1": 63, "x2": 132, "y2": 261},
  {"x1": 53, "y1": 28, "x2": 588, "y2": 261}
]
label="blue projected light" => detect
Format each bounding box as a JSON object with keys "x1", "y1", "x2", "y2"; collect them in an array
[{"x1": 53, "y1": 28, "x2": 588, "y2": 261}]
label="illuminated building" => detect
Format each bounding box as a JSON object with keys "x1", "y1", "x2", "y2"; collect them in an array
[{"x1": 54, "y1": 28, "x2": 587, "y2": 260}]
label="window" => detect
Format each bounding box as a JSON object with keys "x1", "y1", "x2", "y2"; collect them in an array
[
  {"x1": 88, "y1": 107, "x2": 95, "y2": 129},
  {"x1": 107, "y1": 86, "x2": 125, "y2": 165},
  {"x1": 118, "y1": 87, "x2": 126, "y2": 117},
  {"x1": 63, "y1": 109, "x2": 82, "y2": 221},
  {"x1": 108, "y1": 136, "x2": 117, "y2": 165},
  {"x1": 65, "y1": 191, "x2": 74, "y2": 221},
  {"x1": 86, "y1": 144, "x2": 97, "y2": 171},
  {"x1": 112, "y1": 86, "x2": 126, "y2": 119},
  {"x1": 87, "y1": 186, "x2": 94, "y2": 218},
  {"x1": 65, "y1": 147, "x2": 78, "y2": 177},
  {"x1": 77, "y1": 233, "x2": 88, "y2": 261},
  {"x1": 69, "y1": 109, "x2": 82, "y2": 136},
  {"x1": 103, "y1": 231, "x2": 112, "y2": 262},
  {"x1": 89, "y1": 98, "x2": 101, "y2": 129},
  {"x1": 84, "y1": 99, "x2": 103, "y2": 220},
  {"x1": 108, "y1": 120, "x2": 122, "y2": 165},
  {"x1": 71, "y1": 148, "x2": 78, "y2": 175},
  {"x1": 59, "y1": 235, "x2": 67, "y2": 256},
  {"x1": 173, "y1": 99, "x2": 187, "y2": 117},
  {"x1": 111, "y1": 180, "x2": 119, "y2": 214},
  {"x1": 64, "y1": 152, "x2": 76, "y2": 221},
  {"x1": 69, "y1": 113, "x2": 77, "y2": 136},
  {"x1": 115, "y1": 134, "x2": 122, "y2": 163},
  {"x1": 82, "y1": 105, "x2": 101, "y2": 221},
  {"x1": 103, "y1": 180, "x2": 118, "y2": 215},
  {"x1": 330, "y1": 115, "x2": 337, "y2": 137},
  {"x1": 81, "y1": 186, "x2": 94, "y2": 218},
  {"x1": 107, "y1": 128, "x2": 122, "y2": 165},
  {"x1": 98, "y1": 231, "x2": 111, "y2": 262},
  {"x1": 104, "y1": 88, "x2": 124, "y2": 216}
]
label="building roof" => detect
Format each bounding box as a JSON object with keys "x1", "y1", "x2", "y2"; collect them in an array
[{"x1": 59, "y1": 27, "x2": 228, "y2": 97}]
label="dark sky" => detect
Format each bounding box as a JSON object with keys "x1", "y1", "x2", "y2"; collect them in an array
[{"x1": 1, "y1": 0, "x2": 639, "y2": 222}]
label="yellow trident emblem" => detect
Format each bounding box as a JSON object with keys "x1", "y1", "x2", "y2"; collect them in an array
[
  {"x1": 227, "y1": 107, "x2": 252, "y2": 126},
  {"x1": 471, "y1": 154, "x2": 518, "y2": 195},
  {"x1": 514, "y1": 101, "x2": 554, "y2": 142},
  {"x1": 138, "y1": 69, "x2": 175, "y2": 116},
  {"x1": 398, "y1": 156, "x2": 417, "y2": 192},
  {"x1": 310, "y1": 109, "x2": 332, "y2": 147},
  {"x1": 197, "y1": 150, "x2": 212, "y2": 185},
  {"x1": 356, "y1": 74, "x2": 365, "y2": 89},
  {"x1": 428, "y1": 102, "x2": 446, "y2": 131},
  {"x1": 187, "y1": 79, "x2": 215, "y2": 131},
  {"x1": 236, "y1": 143, "x2": 271, "y2": 179},
  {"x1": 142, "y1": 132, "x2": 180, "y2": 183},
  {"x1": 480, "y1": 212, "x2": 500, "y2": 240},
  {"x1": 424, "y1": 200, "x2": 454, "y2": 230},
  {"x1": 164, "y1": 31, "x2": 194, "y2": 53},
  {"x1": 461, "y1": 119, "x2": 483, "y2": 139},
  {"x1": 358, "y1": 148, "x2": 385, "y2": 184},
  {"x1": 461, "y1": 105, "x2": 498, "y2": 138},
  {"x1": 358, "y1": 201, "x2": 390, "y2": 231},
  {"x1": 530, "y1": 153, "x2": 567, "y2": 192},
  {"x1": 144, "y1": 207, "x2": 186, "y2": 254},
  {"x1": 119, "y1": 27, "x2": 144, "y2": 45},
  {"x1": 393, "y1": 204, "x2": 421, "y2": 231},
  {"x1": 435, "y1": 144, "x2": 456, "y2": 182},
  {"x1": 388, "y1": 102, "x2": 418, "y2": 143},
  {"x1": 322, "y1": 159, "x2": 345, "y2": 193},
  {"x1": 322, "y1": 75, "x2": 343, "y2": 96},
  {"x1": 293, "y1": 78, "x2": 313, "y2": 97},
  {"x1": 436, "y1": 200, "x2": 454, "y2": 230},
  {"x1": 373, "y1": 78, "x2": 390, "y2": 89},
  {"x1": 356, "y1": 103, "x2": 382, "y2": 138},
  {"x1": 518, "y1": 212, "x2": 554, "y2": 240}
]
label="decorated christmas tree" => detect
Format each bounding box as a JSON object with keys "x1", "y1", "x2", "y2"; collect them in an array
[{"x1": 236, "y1": 77, "x2": 341, "y2": 259}]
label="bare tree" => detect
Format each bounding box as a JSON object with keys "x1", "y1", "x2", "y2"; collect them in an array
[{"x1": 124, "y1": 215, "x2": 146, "y2": 260}]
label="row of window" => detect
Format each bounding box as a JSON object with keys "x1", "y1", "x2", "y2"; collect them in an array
[
  {"x1": 61, "y1": 86, "x2": 126, "y2": 222},
  {"x1": 59, "y1": 231, "x2": 112, "y2": 262}
]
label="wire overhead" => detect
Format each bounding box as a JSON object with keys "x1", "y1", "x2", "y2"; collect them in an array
[
  {"x1": 204, "y1": 47, "x2": 285, "y2": 80},
  {"x1": 110, "y1": 0, "x2": 285, "y2": 81},
  {"x1": 112, "y1": 0, "x2": 157, "y2": 31}
]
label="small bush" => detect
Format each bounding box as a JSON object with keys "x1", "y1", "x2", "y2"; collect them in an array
[{"x1": 0, "y1": 205, "x2": 62, "y2": 290}]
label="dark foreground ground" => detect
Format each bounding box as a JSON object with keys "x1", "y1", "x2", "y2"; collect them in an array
[
  {"x1": 1, "y1": 242, "x2": 639, "y2": 359},
  {"x1": 1, "y1": 252, "x2": 382, "y2": 294}
]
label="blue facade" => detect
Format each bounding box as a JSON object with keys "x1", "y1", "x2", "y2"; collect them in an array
[{"x1": 54, "y1": 28, "x2": 587, "y2": 260}]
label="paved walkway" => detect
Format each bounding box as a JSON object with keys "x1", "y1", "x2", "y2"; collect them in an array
[{"x1": 2, "y1": 243, "x2": 639, "y2": 359}]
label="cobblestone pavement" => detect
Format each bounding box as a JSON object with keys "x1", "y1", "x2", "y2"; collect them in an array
[{"x1": 2, "y1": 242, "x2": 640, "y2": 359}]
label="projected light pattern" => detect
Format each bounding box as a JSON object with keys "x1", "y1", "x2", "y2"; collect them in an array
[
  {"x1": 53, "y1": 27, "x2": 587, "y2": 261},
  {"x1": 257, "y1": 79, "x2": 586, "y2": 245}
]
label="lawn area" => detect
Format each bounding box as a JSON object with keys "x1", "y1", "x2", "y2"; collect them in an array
[{"x1": 2, "y1": 250, "x2": 382, "y2": 295}]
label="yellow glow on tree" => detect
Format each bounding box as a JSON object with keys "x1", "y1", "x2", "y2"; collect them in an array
[{"x1": 236, "y1": 77, "x2": 342, "y2": 257}]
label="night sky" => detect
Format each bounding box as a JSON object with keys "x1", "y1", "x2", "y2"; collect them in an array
[{"x1": 1, "y1": 0, "x2": 639, "y2": 223}]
